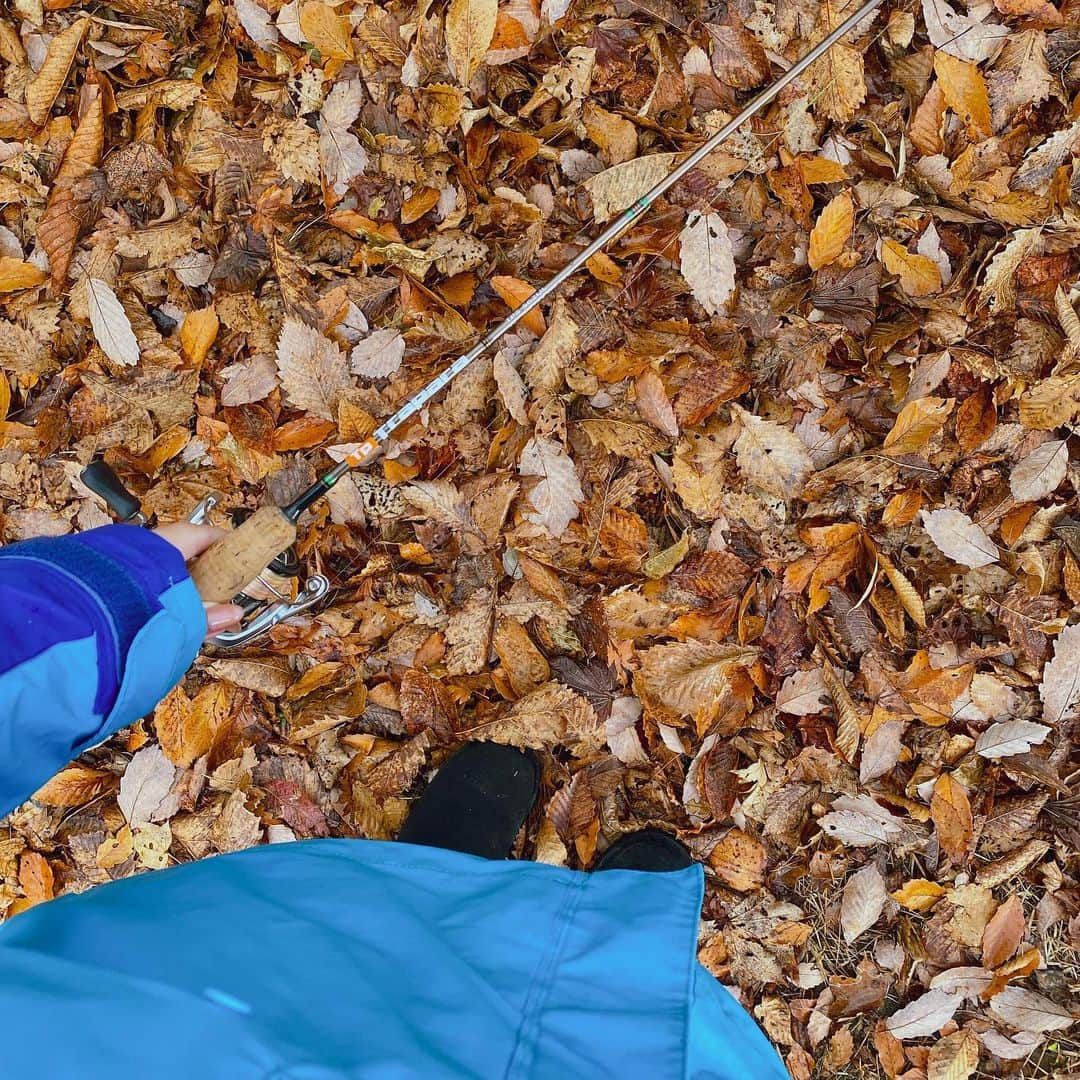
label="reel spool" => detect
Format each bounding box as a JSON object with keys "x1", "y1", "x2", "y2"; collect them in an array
[{"x1": 80, "y1": 459, "x2": 329, "y2": 648}]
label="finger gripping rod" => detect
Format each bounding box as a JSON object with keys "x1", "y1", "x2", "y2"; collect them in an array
[{"x1": 189, "y1": 0, "x2": 883, "y2": 603}]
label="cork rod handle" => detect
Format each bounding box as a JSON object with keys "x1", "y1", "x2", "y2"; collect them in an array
[{"x1": 189, "y1": 505, "x2": 298, "y2": 603}]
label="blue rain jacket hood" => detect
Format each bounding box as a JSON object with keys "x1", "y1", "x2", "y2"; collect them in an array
[{"x1": 0, "y1": 527, "x2": 786, "y2": 1079}]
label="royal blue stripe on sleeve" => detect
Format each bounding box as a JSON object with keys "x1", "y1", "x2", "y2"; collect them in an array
[
  {"x1": 0, "y1": 527, "x2": 189, "y2": 715},
  {"x1": 72, "y1": 526, "x2": 192, "y2": 599}
]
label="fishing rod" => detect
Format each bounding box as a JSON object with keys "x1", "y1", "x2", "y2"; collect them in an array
[{"x1": 189, "y1": 0, "x2": 885, "y2": 605}]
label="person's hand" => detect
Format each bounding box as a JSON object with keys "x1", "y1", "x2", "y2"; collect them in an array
[{"x1": 154, "y1": 523, "x2": 245, "y2": 638}]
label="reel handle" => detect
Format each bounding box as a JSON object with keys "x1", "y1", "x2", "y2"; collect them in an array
[
  {"x1": 189, "y1": 506, "x2": 298, "y2": 603},
  {"x1": 81, "y1": 459, "x2": 144, "y2": 522}
]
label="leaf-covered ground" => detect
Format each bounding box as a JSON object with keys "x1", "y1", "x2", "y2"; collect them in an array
[{"x1": 2, "y1": 0, "x2": 1080, "y2": 1074}]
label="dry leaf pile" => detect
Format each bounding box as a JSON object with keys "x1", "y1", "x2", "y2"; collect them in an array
[{"x1": 1, "y1": 0, "x2": 1080, "y2": 1074}]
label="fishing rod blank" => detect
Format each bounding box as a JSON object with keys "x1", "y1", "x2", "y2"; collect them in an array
[{"x1": 190, "y1": 0, "x2": 884, "y2": 603}]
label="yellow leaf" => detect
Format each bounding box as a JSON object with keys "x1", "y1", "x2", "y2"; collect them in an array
[
  {"x1": 892, "y1": 878, "x2": 948, "y2": 911},
  {"x1": 0, "y1": 258, "x2": 46, "y2": 292},
  {"x1": 133, "y1": 821, "x2": 172, "y2": 870},
  {"x1": 807, "y1": 0, "x2": 866, "y2": 123},
  {"x1": 876, "y1": 551, "x2": 928, "y2": 628},
  {"x1": 642, "y1": 530, "x2": 690, "y2": 579},
  {"x1": 445, "y1": 0, "x2": 497, "y2": 86},
  {"x1": 24, "y1": 17, "x2": 88, "y2": 126},
  {"x1": 95, "y1": 825, "x2": 134, "y2": 870},
  {"x1": 927, "y1": 1029, "x2": 979, "y2": 1080},
  {"x1": 881, "y1": 238, "x2": 942, "y2": 296},
  {"x1": 583, "y1": 152, "x2": 680, "y2": 223},
  {"x1": 18, "y1": 851, "x2": 54, "y2": 905},
  {"x1": 134, "y1": 425, "x2": 192, "y2": 475},
  {"x1": 822, "y1": 659, "x2": 861, "y2": 763},
  {"x1": 155, "y1": 683, "x2": 227, "y2": 769},
  {"x1": 809, "y1": 190, "x2": 854, "y2": 270},
  {"x1": 490, "y1": 275, "x2": 546, "y2": 336},
  {"x1": 883, "y1": 396, "x2": 955, "y2": 454},
  {"x1": 882, "y1": 490, "x2": 923, "y2": 528},
  {"x1": 798, "y1": 156, "x2": 849, "y2": 184},
  {"x1": 0, "y1": 374, "x2": 9, "y2": 422},
  {"x1": 586, "y1": 251, "x2": 622, "y2": 284},
  {"x1": 180, "y1": 305, "x2": 220, "y2": 367},
  {"x1": 299, "y1": 0, "x2": 353, "y2": 59},
  {"x1": 934, "y1": 51, "x2": 992, "y2": 138}
]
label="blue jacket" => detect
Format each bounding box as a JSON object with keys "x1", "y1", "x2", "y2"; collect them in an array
[{"x1": 0, "y1": 527, "x2": 786, "y2": 1079}]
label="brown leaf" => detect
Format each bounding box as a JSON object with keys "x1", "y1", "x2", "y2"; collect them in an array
[
  {"x1": 24, "y1": 18, "x2": 88, "y2": 125},
  {"x1": 264, "y1": 779, "x2": 329, "y2": 838},
  {"x1": 707, "y1": 828, "x2": 766, "y2": 891},
  {"x1": 874, "y1": 1023, "x2": 906, "y2": 1078},
  {"x1": 927, "y1": 1029, "x2": 979, "y2": 1080},
  {"x1": 33, "y1": 765, "x2": 116, "y2": 807},
  {"x1": 955, "y1": 385, "x2": 997, "y2": 452},
  {"x1": 634, "y1": 370, "x2": 679, "y2": 438},
  {"x1": 490, "y1": 276, "x2": 545, "y2": 336},
  {"x1": 822, "y1": 660, "x2": 861, "y2": 764},
  {"x1": 931, "y1": 773, "x2": 974, "y2": 862},
  {"x1": 493, "y1": 618, "x2": 551, "y2": 698},
  {"x1": 637, "y1": 640, "x2": 758, "y2": 725},
  {"x1": 982, "y1": 894, "x2": 1025, "y2": 968},
  {"x1": 18, "y1": 851, "x2": 54, "y2": 905}
]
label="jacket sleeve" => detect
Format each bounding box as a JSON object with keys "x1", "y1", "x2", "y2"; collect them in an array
[
  {"x1": 0, "y1": 525, "x2": 206, "y2": 817},
  {"x1": 686, "y1": 962, "x2": 788, "y2": 1079}
]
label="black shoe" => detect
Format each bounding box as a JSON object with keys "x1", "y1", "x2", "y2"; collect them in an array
[
  {"x1": 398, "y1": 742, "x2": 541, "y2": 860},
  {"x1": 593, "y1": 827, "x2": 694, "y2": 872}
]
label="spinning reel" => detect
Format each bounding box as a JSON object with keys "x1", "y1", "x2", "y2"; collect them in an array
[{"x1": 79, "y1": 459, "x2": 329, "y2": 648}]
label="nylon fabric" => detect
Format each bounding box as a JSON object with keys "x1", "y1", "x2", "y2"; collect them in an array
[{"x1": 0, "y1": 838, "x2": 785, "y2": 1078}]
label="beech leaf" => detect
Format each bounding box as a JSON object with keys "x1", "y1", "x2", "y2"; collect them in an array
[
  {"x1": 117, "y1": 744, "x2": 176, "y2": 827},
  {"x1": 988, "y1": 986, "x2": 1076, "y2": 1033},
  {"x1": 276, "y1": 316, "x2": 351, "y2": 419},
  {"x1": 975, "y1": 720, "x2": 1050, "y2": 759},
  {"x1": 840, "y1": 863, "x2": 888, "y2": 943},
  {"x1": 86, "y1": 279, "x2": 140, "y2": 367},
  {"x1": 519, "y1": 436, "x2": 583, "y2": 537},
  {"x1": 1009, "y1": 440, "x2": 1068, "y2": 503},
  {"x1": 351, "y1": 328, "x2": 405, "y2": 379},
  {"x1": 886, "y1": 989, "x2": 962, "y2": 1040},
  {"x1": 1040, "y1": 623, "x2": 1080, "y2": 725},
  {"x1": 678, "y1": 211, "x2": 736, "y2": 315},
  {"x1": 732, "y1": 405, "x2": 813, "y2": 499},
  {"x1": 808, "y1": 190, "x2": 854, "y2": 271},
  {"x1": 446, "y1": 0, "x2": 498, "y2": 85},
  {"x1": 235, "y1": 0, "x2": 279, "y2": 48},
  {"x1": 920, "y1": 509, "x2": 999, "y2": 569}
]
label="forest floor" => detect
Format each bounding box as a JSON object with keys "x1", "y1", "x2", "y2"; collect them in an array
[{"x1": 1, "y1": 0, "x2": 1079, "y2": 1075}]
